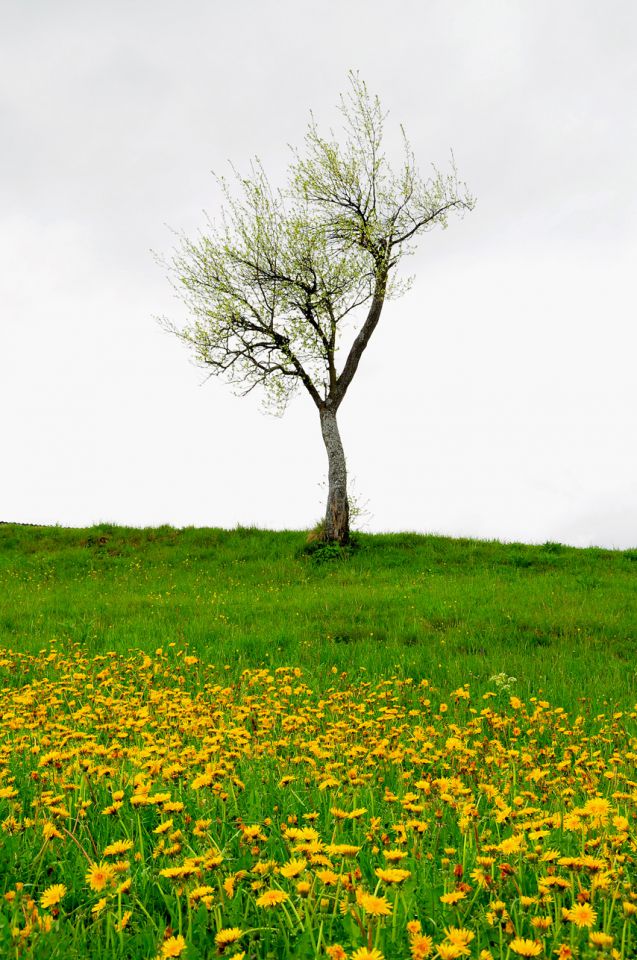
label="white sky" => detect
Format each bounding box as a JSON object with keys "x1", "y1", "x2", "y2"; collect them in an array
[{"x1": 1, "y1": 0, "x2": 636, "y2": 547}]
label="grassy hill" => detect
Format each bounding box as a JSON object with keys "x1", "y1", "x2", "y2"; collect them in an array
[{"x1": 1, "y1": 523, "x2": 635, "y2": 708}]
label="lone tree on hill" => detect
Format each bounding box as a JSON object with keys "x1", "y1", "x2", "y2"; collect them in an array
[{"x1": 161, "y1": 74, "x2": 474, "y2": 544}]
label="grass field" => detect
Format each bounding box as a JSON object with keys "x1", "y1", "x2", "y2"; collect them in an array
[
  {"x1": 1, "y1": 524, "x2": 636, "y2": 959},
  {"x1": 1, "y1": 523, "x2": 636, "y2": 706}
]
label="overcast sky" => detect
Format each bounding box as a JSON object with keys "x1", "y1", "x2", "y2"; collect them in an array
[{"x1": 1, "y1": 0, "x2": 636, "y2": 547}]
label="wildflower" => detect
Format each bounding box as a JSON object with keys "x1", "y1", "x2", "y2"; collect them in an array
[
  {"x1": 435, "y1": 945, "x2": 463, "y2": 959},
  {"x1": 566, "y1": 903, "x2": 597, "y2": 927},
  {"x1": 411, "y1": 933, "x2": 434, "y2": 957},
  {"x1": 40, "y1": 884, "x2": 66, "y2": 909},
  {"x1": 86, "y1": 862, "x2": 115, "y2": 891},
  {"x1": 383, "y1": 848, "x2": 408, "y2": 862},
  {"x1": 358, "y1": 891, "x2": 392, "y2": 916},
  {"x1": 160, "y1": 935, "x2": 187, "y2": 957},
  {"x1": 256, "y1": 889, "x2": 289, "y2": 908},
  {"x1": 589, "y1": 931, "x2": 613, "y2": 949},
  {"x1": 117, "y1": 910, "x2": 132, "y2": 931},
  {"x1": 351, "y1": 949, "x2": 384, "y2": 960},
  {"x1": 509, "y1": 940, "x2": 542, "y2": 957},
  {"x1": 215, "y1": 928, "x2": 243, "y2": 948},
  {"x1": 280, "y1": 858, "x2": 306, "y2": 878},
  {"x1": 91, "y1": 898, "x2": 108, "y2": 915},
  {"x1": 189, "y1": 886, "x2": 215, "y2": 902},
  {"x1": 445, "y1": 928, "x2": 474, "y2": 955},
  {"x1": 296, "y1": 880, "x2": 311, "y2": 896},
  {"x1": 440, "y1": 891, "x2": 466, "y2": 905},
  {"x1": 223, "y1": 876, "x2": 236, "y2": 898},
  {"x1": 103, "y1": 839, "x2": 134, "y2": 856},
  {"x1": 498, "y1": 834, "x2": 524, "y2": 855},
  {"x1": 42, "y1": 822, "x2": 64, "y2": 840},
  {"x1": 326, "y1": 947, "x2": 347, "y2": 960},
  {"x1": 375, "y1": 867, "x2": 411, "y2": 884}
]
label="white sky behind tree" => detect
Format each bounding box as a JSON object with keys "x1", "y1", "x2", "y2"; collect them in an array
[{"x1": 1, "y1": 0, "x2": 636, "y2": 548}]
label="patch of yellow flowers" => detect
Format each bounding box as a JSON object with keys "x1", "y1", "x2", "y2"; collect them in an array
[{"x1": 0, "y1": 645, "x2": 636, "y2": 958}]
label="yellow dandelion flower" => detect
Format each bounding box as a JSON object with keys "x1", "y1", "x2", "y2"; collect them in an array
[
  {"x1": 256, "y1": 889, "x2": 289, "y2": 908},
  {"x1": 40, "y1": 884, "x2": 66, "y2": 909},
  {"x1": 566, "y1": 903, "x2": 597, "y2": 927},
  {"x1": 358, "y1": 892, "x2": 392, "y2": 916},
  {"x1": 411, "y1": 932, "x2": 434, "y2": 957},
  {"x1": 42, "y1": 822, "x2": 64, "y2": 840},
  {"x1": 223, "y1": 876, "x2": 236, "y2": 898},
  {"x1": 375, "y1": 867, "x2": 411, "y2": 884},
  {"x1": 326, "y1": 947, "x2": 347, "y2": 960},
  {"x1": 435, "y1": 945, "x2": 463, "y2": 959},
  {"x1": 86, "y1": 862, "x2": 115, "y2": 892},
  {"x1": 589, "y1": 931, "x2": 613, "y2": 949},
  {"x1": 440, "y1": 891, "x2": 466, "y2": 905},
  {"x1": 445, "y1": 927, "x2": 474, "y2": 948},
  {"x1": 509, "y1": 939, "x2": 542, "y2": 957},
  {"x1": 351, "y1": 948, "x2": 385, "y2": 960},
  {"x1": 160, "y1": 934, "x2": 187, "y2": 957},
  {"x1": 280, "y1": 858, "x2": 306, "y2": 878},
  {"x1": 383, "y1": 848, "x2": 408, "y2": 862},
  {"x1": 91, "y1": 897, "x2": 108, "y2": 915},
  {"x1": 103, "y1": 839, "x2": 134, "y2": 857},
  {"x1": 215, "y1": 927, "x2": 243, "y2": 947}
]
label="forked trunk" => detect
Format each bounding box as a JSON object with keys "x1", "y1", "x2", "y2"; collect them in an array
[{"x1": 319, "y1": 406, "x2": 349, "y2": 544}]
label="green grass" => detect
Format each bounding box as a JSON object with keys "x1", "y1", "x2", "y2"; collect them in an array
[{"x1": 1, "y1": 522, "x2": 636, "y2": 708}]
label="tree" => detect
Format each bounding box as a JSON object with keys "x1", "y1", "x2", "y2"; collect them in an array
[{"x1": 161, "y1": 74, "x2": 474, "y2": 544}]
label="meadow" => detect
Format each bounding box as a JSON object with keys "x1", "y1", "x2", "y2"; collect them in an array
[{"x1": 1, "y1": 523, "x2": 636, "y2": 959}]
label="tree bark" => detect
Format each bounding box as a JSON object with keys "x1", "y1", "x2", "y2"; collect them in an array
[{"x1": 320, "y1": 406, "x2": 349, "y2": 544}]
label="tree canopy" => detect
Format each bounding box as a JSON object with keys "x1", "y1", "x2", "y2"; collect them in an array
[{"x1": 162, "y1": 73, "x2": 474, "y2": 541}]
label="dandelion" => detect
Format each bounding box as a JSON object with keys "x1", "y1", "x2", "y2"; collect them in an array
[
  {"x1": 566, "y1": 903, "x2": 597, "y2": 927},
  {"x1": 435, "y1": 945, "x2": 463, "y2": 959},
  {"x1": 351, "y1": 949, "x2": 385, "y2": 960},
  {"x1": 103, "y1": 839, "x2": 134, "y2": 857},
  {"x1": 256, "y1": 889, "x2": 289, "y2": 908},
  {"x1": 588, "y1": 931, "x2": 613, "y2": 949},
  {"x1": 40, "y1": 884, "x2": 66, "y2": 909},
  {"x1": 42, "y1": 822, "x2": 63, "y2": 840},
  {"x1": 375, "y1": 867, "x2": 411, "y2": 883},
  {"x1": 509, "y1": 939, "x2": 542, "y2": 957},
  {"x1": 160, "y1": 935, "x2": 187, "y2": 957},
  {"x1": 444, "y1": 927, "x2": 474, "y2": 955},
  {"x1": 358, "y1": 891, "x2": 392, "y2": 916},
  {"x1": 440, "y1": 891, "x2": 466, "y2": 905},
  {"x1": 326, "y1": 948, "x2": 347, "y2": 960},
  {"x1": 215, "y1": 927, "x2": 243, "y2": 948},
  {"x1": 411, "y1": 933, "x2": 434, "y2": 957},
  {"x1": 280, "y1": 858, "x2": 306, "y2": 878},
  {"x1": 86, "y1": 862, "x2": 115, "y2": 891}
]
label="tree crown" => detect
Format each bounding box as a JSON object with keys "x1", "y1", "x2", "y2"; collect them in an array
[{"x1": 161, "y1": 73, "x2": 475, "y2": 413}]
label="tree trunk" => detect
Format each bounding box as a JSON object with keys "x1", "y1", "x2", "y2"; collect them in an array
[{"x1": 319, "y1": 406, "x2": 349, "y2": 544}]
